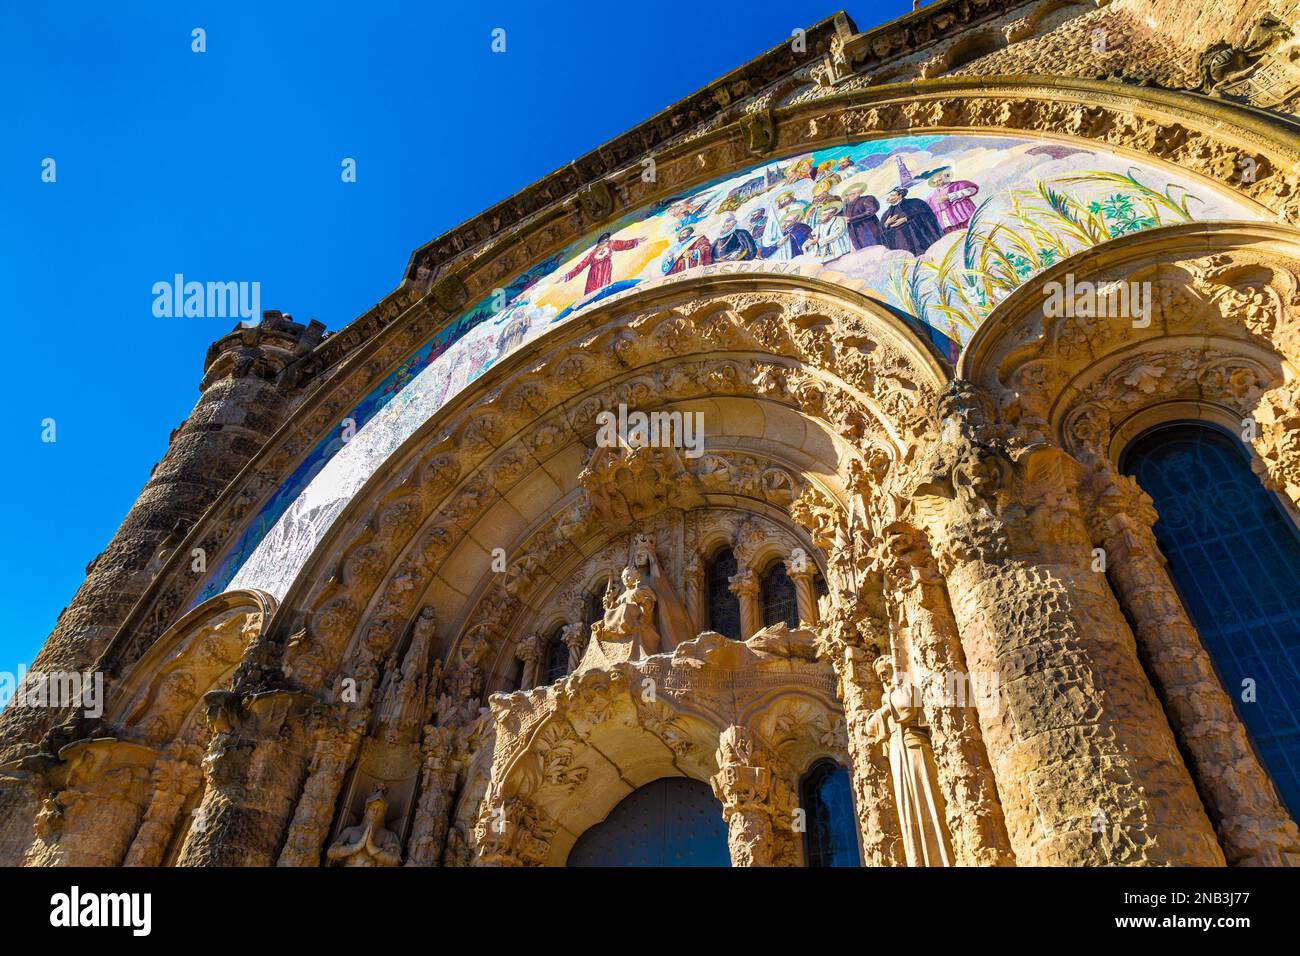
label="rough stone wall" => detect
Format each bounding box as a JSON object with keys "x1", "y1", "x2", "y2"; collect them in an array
[
  {"x1": 0, "y1": 313, "x2": 322, "y2": 765},
  {"x1": 1115, "y1": 0, "x2": 1288, "y2": 49},
  {"x1": 953, "y1": 0, "x2": 1287, "y2": 91}
]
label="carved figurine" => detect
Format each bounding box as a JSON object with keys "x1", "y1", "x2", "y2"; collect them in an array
[
  {"x1": 326, "y1": 787, "x2": 403, "y2": 867},
  {"x1": 865, "y1": 656, "x2": 953, "y2": 867}
]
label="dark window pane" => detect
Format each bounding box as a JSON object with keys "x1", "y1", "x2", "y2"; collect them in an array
[
  {"x1": 585, "y1": 589, "x2": 604, "y2": 628},
  {"x1": 1123, "y1": 423, "x2": 1300, "y2": 817},
  {"x1": 801, "y1": 760, "x2": 860, "y2": 867},
  {"x1": 761, "y1": 561, "x2": 799, "y2": 629},
  {"x1": 707, "y1": 548, "x2": 741, "y2": 640},
  {"x1": 542, "y1": 630, "x2": 570, "y2": 684}
]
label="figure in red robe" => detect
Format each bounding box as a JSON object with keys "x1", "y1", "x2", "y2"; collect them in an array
[{"x1": 565, "y1": 232, "x2": 644, "y2": 295}]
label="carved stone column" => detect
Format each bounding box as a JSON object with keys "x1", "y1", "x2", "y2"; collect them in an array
[
  {"x1": 709, "y1": 725, "x2": 798, "y2": 866},
  {"x1": 405, "y1": 725, "x2": 462, "y2": 866},
  {"x1": 913, "y1": 382, "x2": 1223, "y2": 866},
  {"x1": 729, "y1": 569, "x2": 761, "y2": 639},
  {"x1": 20, "y1": 738, "x2": 157, "y2": 867},
  {"x1": 787, "y1": 561, "x2": 819, "y2": 626},
  {"x1": 276, "y1": 708, "x2": 366, "y2": 867},
  {"x1": 813, "y1": 598, "x2": 904, "y2": 866},
  {"x1": 560, "y1": 623, "x2": 587, "y2": 672},
  {"x1": 515, "y1": 636, "x2": 542, "y2": 690},
  {"x1": 683, "y1": 553, "x2": 704, "y2": 633},
  {"x1": 1086, "y1": 461, "x2": 1300, "y2": 866},
  {"x1": 879, "y1": 523, "x2": 1014, "y2": 867},
  {"x1": 176, "y1": 687, "x2": 313, "y2": 867},
  {"x1": 123, "y1": 745, "x2": 203, "y2": 866}
]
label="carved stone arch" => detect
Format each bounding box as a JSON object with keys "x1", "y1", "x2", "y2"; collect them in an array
[
  {"x1": 261, "y1": 277, "x2": 944, "y2": 706},
  {"x1": 108, "y1": 75, "x2": 1300, "y2": 676},
  {"x1": 742, "y1": 685, "x2": 848, "y2": 771},
  {"x1": 962, "y1": 220, "x2": 1300, "y2": 508}
]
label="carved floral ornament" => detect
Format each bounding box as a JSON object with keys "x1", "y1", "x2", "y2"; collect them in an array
[{"x1": 108, "y1": 76, "x2": 1299, "y2": 676}]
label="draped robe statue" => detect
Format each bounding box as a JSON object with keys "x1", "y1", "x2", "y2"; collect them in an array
[
  {"x1": 577, "y1": 534, "x2": 693, "y2": 671},
  {"x1": 326, "y1": 787, "x2": 403, "y2": 867},
  {"x1": 865, "y1": 656, "x2": 953, "y2": 867}
]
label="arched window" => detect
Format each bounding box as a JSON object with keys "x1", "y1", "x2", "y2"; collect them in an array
[
  {"x1": 542, "y1": 627, "x2": 569, "y2": 684},
  {"x1": 800, "y1": 760, "x2": 860, "y2": 867},
  {"x1": 1123, "y1": 422, "x2": 1300, "y2": 815},
  {"x1": 706, "y1": 548, "x2": 741, "y2": 640},
  {"x1": 585, "y1": 588, "x2": 605, "y2": 629},
  {"x1": 761, "y1": 560, "x2": 799, "y2": 629}
]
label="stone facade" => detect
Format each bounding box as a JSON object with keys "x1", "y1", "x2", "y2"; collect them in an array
[{"x1": 3, "y1": 0, "x2": 1300, "y2": 867}]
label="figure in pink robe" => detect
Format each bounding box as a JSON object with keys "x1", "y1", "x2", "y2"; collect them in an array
[
  {"x1": 564, "y1": 232, "x2": 644, "y2": 295},
  {"x1": 926, "y1": 168, "x2": 980, "y2": 235}
]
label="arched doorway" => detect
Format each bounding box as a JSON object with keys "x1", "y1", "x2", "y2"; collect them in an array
[
  {"x1": 566, "y1": 777, "x2": 730, "y2": 867},
  {"x1": 1123, "y1": 422, "x2": 1300, "y2": 816}
]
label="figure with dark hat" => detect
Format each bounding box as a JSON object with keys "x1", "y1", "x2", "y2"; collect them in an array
[
  {"x1": 843, "y1": 185, "x2": 883, "y2": 250},
  {"x1": 880, "y1": 186, "x2": 944, "y2": 256}
]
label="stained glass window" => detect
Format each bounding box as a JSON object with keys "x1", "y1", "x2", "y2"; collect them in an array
[
  {"x1": 542, "y1": 628, "x2": 570, "y2": 684},
  {"x1": 1123, "y1": 423, "x2": 1300, "y2": 816},
  {"x1": 761, "y1": 561, "x2": 799, "y2": 629},
  {"x1": 801, "y1": 760, "x2": 860, "y2": 867},
  {"x1": 706, "y1": 548, "x2": 742, "y2": 640}
]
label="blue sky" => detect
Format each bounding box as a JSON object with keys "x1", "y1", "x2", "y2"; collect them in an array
[{"x1": 0, "y1": 0, "x2": 915, "y2": 669}]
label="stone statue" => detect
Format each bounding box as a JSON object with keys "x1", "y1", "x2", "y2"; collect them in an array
[
  {"x1": 631, "y1": 533, "x2": 694, "y2": 652},
  {"x1": 865, "y1": 656, "x2": 953, "y2": 867},
  {"x1": 577, "y1": 563, "x2": 662, "y2": 670},
  {"x1": 603, "y1": 565, "x2": 661, "y2": 657},
  {"x1": 326, "y1": 787, "x2": 402, "y2": 867}
]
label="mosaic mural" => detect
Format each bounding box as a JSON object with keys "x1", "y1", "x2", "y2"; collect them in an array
[{"x1": 206, "y1": 134, "x2": 1264, "y2": 601}]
